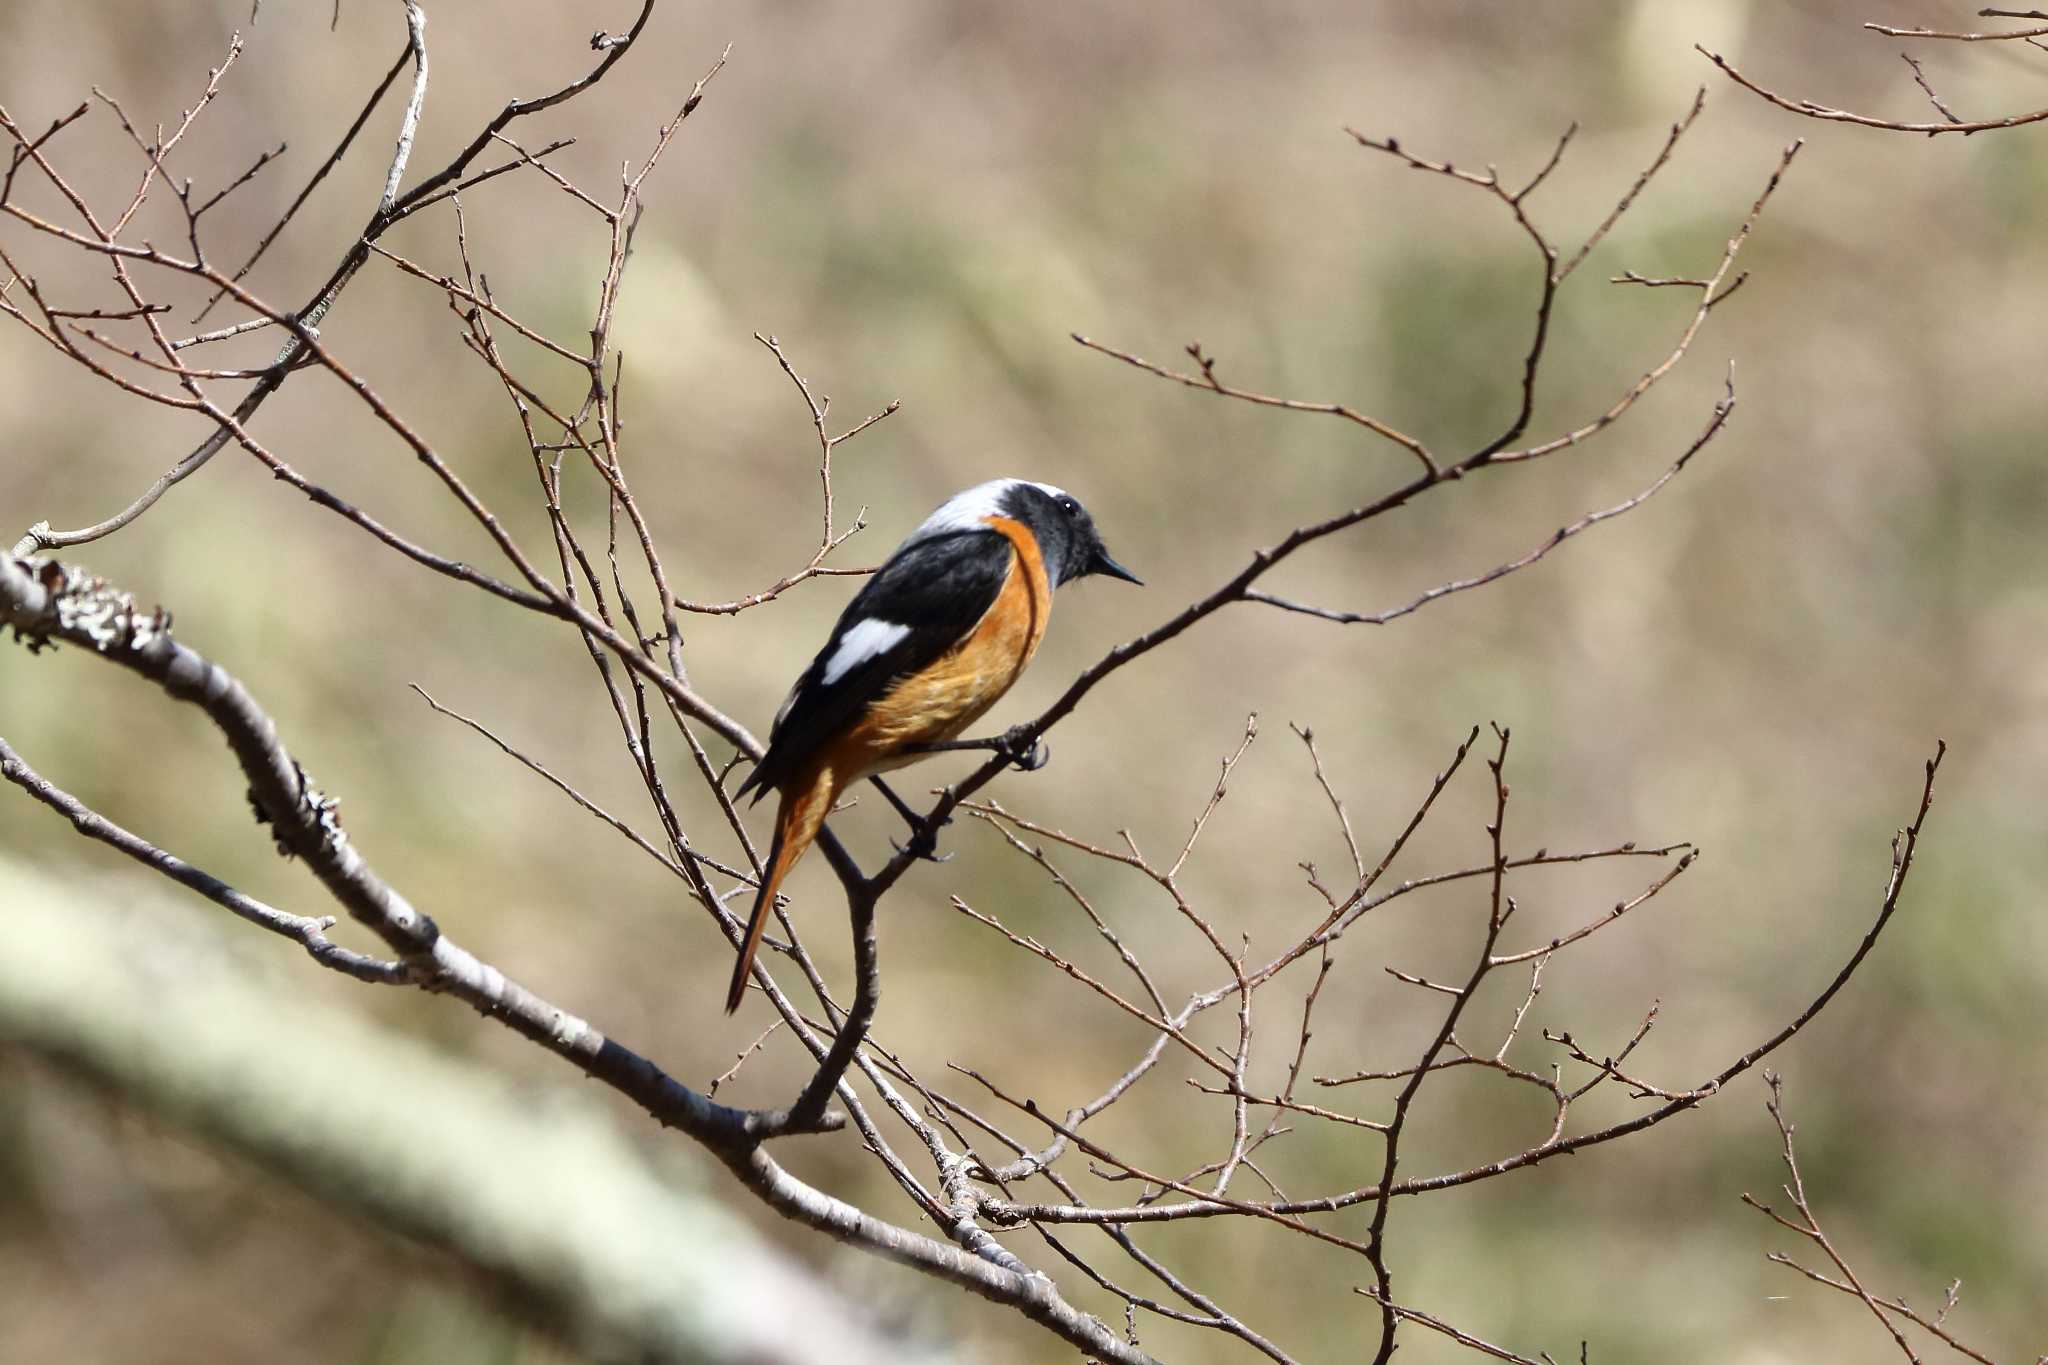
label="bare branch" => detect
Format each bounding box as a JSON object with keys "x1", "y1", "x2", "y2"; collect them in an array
[
  {"x1": 1868, "y1": 19, "x2": 2048, "y2": 41},
  {"x1": 0, "y1": 25, "x2": 1964, "y2": 1358},
  {"x1": 1558, "y1": 86, "x2": 1706, "y2": 282},
  {"x1": 0, "y1": 735, "x2": 405, "y2": 984},
  {"x1": 1358, "y1": 1290, "x2": 1550, "y2": 1365},
  {"x1": 1488, "y1": 847, "x2": 1698, "y2": 966},
  {"x1": 1071, "y1": 335, "x2": 1438, "y2": 474},
  {"x1": 0, "y1": 553, "x2": 1155, "y2": 1365},
  {"x1": 1743, "y1": 1074, "x2": 1925, "y2": 1362},
  {"x1": 1248, "y1": 372, "x2": 1735, "y2": 627},
  {"x1": 380, "y1": 2, "x2": 430, "y2": 213},
  {"x1": 1901, "y1": 53, "x2": 1967, "y2": 125},
  {"x1": 928, "y1": 743, "x2": 1941, "y2": 1232},
  {"x1": 1703, "y1": 43, "x2": 2048, "y2": 135},
  {"x1": 1362, "y1": 725, "x2": 1516, "y2": 1362},
  {"x1": 195, "y1": 39, "x2": 413, "y2": 319}
]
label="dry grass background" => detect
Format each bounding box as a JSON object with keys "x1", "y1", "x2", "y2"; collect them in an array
[{"x1": 2, "y1": 1, "x2": 2045, "y2": 1361}]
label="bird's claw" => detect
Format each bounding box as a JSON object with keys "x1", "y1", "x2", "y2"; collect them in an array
[{"x1": 997, "y1": 725, "x2": 1050, "y2": 772}]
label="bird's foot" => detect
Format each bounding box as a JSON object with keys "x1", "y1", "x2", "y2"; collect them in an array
[{"x1": 995, "y1": 724, "x2": 1050, "y2": 772}]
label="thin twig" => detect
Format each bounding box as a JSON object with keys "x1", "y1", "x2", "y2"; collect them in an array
[{"x1": 1703, "y1": 43, "x2": 2048, "y2": 134}]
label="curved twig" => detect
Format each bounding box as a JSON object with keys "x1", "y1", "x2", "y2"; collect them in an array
[{"x1": 1703, "y1": 43, "x2": 2048, "y2": 135}]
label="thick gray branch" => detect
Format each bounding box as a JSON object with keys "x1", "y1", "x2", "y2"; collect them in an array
[
  {"x1": 0, "y1": 865, "x2": 939, "y2": 1365},
  {"x1": 0, "y1": 553, "x2": 758, "y2": 1140},
  {"x1": 0, "y1": 552, "x2": 1153, "y2": 1365}
]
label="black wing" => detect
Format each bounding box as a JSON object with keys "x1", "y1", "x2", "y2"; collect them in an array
[{"x1": 737, "y1": 527, "x2": 1011, "y2": 802}]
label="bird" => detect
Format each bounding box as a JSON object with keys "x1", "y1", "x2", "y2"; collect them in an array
[{"x1": 725, "y1": 478, "x2": 1141, "y2": 1012}]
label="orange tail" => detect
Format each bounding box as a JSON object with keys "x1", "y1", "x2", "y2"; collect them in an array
[{"x1": 725, "y1": 765, "x2": 835, "y2": 1013}]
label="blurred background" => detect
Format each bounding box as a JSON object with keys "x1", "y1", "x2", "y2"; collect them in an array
[{"x1": 3, "y1": 0, "x2": 2045, "y2": 1360}]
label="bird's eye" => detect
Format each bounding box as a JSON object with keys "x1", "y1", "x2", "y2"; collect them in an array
[{"x1": 1058, "y1": 495, "x2": 1080, "y2": 514}]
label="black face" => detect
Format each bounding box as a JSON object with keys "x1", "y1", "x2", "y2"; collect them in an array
[{"x1": 1003, "y1": 482, "x2": 1142, "y2": 588}]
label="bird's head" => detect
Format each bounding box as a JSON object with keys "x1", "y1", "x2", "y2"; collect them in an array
[{"x1": 998, "y1": 480, "x2": 1142, "y2": 588}]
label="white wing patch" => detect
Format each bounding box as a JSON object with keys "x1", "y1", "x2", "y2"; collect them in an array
[{"x1": 820, "y1": 618, "x2": 912, "y2": 685}]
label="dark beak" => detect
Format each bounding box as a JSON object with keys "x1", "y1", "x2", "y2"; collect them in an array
[{"x1": 1089, "y1": 545, "x2": 1143, "y2": 585}]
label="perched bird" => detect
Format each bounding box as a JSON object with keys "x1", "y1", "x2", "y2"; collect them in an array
[{"x1": 726, "y1": 478, "x2": 1141, "y2": 1012}]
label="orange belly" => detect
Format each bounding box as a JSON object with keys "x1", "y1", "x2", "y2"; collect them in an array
[{"x1": 826, "y1": 513, "x2": 1050, "y2": 784}]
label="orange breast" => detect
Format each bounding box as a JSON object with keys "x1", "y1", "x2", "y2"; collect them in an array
[{"x1": 827, "y1": 515, "x2": 1051, "y2": 782}]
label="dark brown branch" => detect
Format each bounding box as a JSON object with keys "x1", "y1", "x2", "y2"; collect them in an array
[
  {"x1": 386, "y1": 0, "x2": 658, "y2": 215},
  {"x1": 1364, "y1": 725, "x2": 1516, "y2": 1362},
  {"x1": 868, "y1": 136, "x2": 1797, "y2": 899},
  {"x1": 1248, "y1": 374, "x2": 1733, "y2": 627}
]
